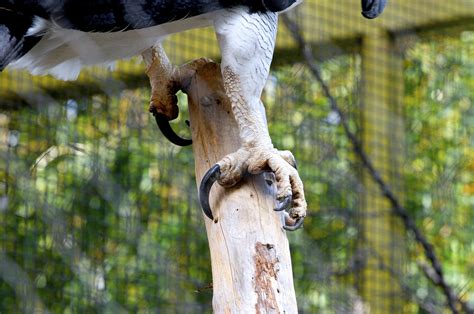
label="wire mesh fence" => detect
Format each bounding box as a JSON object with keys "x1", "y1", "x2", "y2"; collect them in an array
[{"x1": 0, "y1": 1, "x2": 473, "y2": 313}]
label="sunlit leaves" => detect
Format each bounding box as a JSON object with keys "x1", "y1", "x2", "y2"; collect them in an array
[{"x1": 404, "y1": 33, "x2": 474, "y2": 308}]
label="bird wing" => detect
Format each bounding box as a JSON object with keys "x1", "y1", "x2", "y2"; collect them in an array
[
  {"x1": 5, "y1": 0, "x2": 295, "y2": 33},
  {"x1": 40, "y1": 0, "x2": 228, "y2": 32}
]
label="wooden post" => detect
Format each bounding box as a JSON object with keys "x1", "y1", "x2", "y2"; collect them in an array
[{"x1": 180, "y1": 59, "x2": 298, "y2": 313}]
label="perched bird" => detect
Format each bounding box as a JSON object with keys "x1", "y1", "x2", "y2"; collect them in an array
[{"x1": 0, "y1": 0, "x2": 387, "y2": 230}]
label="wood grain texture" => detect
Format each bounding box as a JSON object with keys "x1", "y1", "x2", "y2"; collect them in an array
[{"x1": 181, "y1": 59, "x2": 297, "y2": 313}]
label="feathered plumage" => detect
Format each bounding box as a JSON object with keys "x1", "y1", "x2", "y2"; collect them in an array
[
  {"x1": 0, "y1": 0, "x2": 300, "y2": 78},
  {"x1": 0, "y1": 0, "x2": 387, "y2": 230},
  {"x1": 0, "y1": 7, "x2": 40, "y2": 71}
]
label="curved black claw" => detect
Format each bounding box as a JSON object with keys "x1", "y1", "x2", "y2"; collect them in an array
[
  {"x1": 274, "y1": 195, "x2": 292, "y2": 212},
  {"x1": 199, "y1": 164, "x2": 221, "y2": 220},
  {"x1": 151, "y1": 108, "x2": 192, "y2": 146},
  {"x1": 283, "y1": 217, "x2": 305, "y2": 231},
  {"x1": 361, "y1": 0, "x2": 388, "y2": 19}
]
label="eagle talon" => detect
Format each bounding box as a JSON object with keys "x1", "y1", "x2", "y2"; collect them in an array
[
  {"x1": 361, "y1": 0, "x2": 388, "y2": 19},
  {"x1": 199, "y1": 164, "x2": 221, "y2": 220},
  {"x1": 274, "y1": 195, "x2": 292, "y2": 212},
  {"x1": 151, "y1": 108, "x2": 192, "y2": 146},
  {"x1": 283, "y1": 215, "x2": 304, "y2": 231}
]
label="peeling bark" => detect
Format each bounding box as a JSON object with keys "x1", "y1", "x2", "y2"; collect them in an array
[{"x1": 254, "y1": 242, "x2": 281, "y2": 314}]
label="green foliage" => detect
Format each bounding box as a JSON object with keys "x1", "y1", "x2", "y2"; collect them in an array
[
  {"x1": 1, "y1": 90, "x2": 212, "y2": 312},
  {"x1": 0, "y1": 32, "x2": 472, "y2": 313},
  {"x1": 404, "y1": 32, "x2": 474, "y2": 308}
]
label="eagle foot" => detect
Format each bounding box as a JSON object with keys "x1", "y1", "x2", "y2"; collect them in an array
[
  {"x1": 143, "y1": 47, "x2": 195, "y2": 146},
  {"x1": 199, "y1": 146, "x2": 306, "y2": 231},
  {"x1": 149, "y1": 108, "x2": 192, "y2": 146}
]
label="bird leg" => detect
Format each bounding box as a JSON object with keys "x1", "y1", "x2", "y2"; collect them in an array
[
  {"x1": 142, "y1": 45, "x2": 192, "y2": 146},
  {"x1": 199, "y1": 71, "x2": 307, "y2": 231},
  {"x1": 199, "y1": 9, "x2": 307, "y2": 230}
]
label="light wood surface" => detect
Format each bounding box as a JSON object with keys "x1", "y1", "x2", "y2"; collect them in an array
[{"x1": 181, "y1": 59, "x2": 298, "y2": 313}]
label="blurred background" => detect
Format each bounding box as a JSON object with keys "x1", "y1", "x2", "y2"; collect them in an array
[{"x1": 0, "y1": 0, "x2": 473, "y2": 313}]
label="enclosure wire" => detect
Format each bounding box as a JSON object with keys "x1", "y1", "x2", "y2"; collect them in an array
[{"x1": 281, "y1": 14, "x2": 473, "y2": 314}]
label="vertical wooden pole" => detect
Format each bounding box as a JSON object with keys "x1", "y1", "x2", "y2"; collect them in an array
[
  {"x1": 182, "y1": 60, "x2": 298, "y2": 313},
  {"x1": 360, "y1": 29, "x2": 406, "y2": 313}
]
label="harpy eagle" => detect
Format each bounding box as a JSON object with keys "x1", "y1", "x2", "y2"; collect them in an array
[{"x1": 0, "y1": 0, "x2": 387, "y2": 230}]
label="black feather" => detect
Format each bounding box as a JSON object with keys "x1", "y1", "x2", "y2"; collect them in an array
[
  {"x1": 260, "y1": 0, "x2": 297, "y2": 12},
  {"x1": 2, "y1": 1, "x2": 291, "y2": 33},
  {"x1": 0, "y1": 8, "x2": 41, "y2": 71},
  {"x1": 0, "y1": 0, "x2": 295, "y2": 71},
  {"x1": 52, "y1": 0, "x2": 273, "y2": 32}
]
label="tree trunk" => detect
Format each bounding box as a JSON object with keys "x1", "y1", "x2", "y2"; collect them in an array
[{"x1": 181, "y1": 59, "x2": 298, "y2": 313}]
